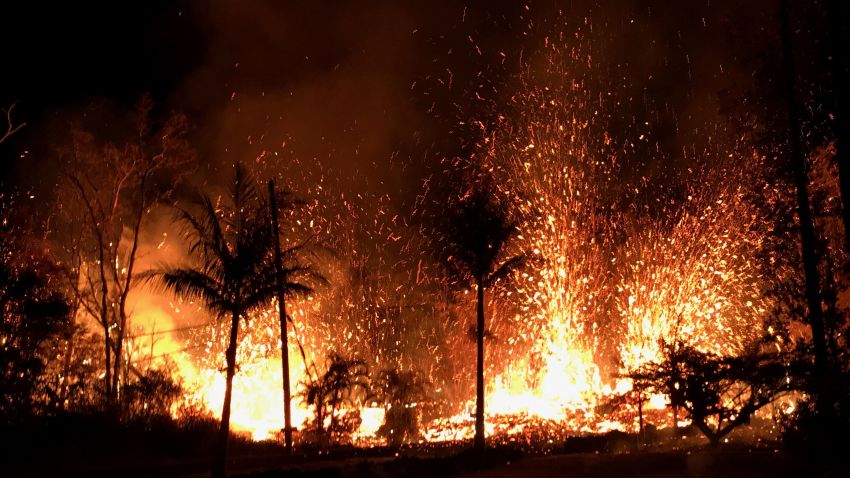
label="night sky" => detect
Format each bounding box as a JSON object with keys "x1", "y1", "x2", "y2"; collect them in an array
[
  {"x1": 0, "y1": 0, "x2": 814, "y2": 201},
  {"x1": 3, "y1": 2, "x2": 850, "y2": 470}
]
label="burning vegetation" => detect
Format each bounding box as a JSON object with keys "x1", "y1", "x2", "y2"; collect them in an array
[{"x1": 2, "y1": 1, "x2": 850, "y2": 478}]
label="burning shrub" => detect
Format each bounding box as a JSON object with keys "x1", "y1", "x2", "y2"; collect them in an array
[
  {"x1": 299, "y1": 352, "x2": 369, "y2": 445},
  {"x1": 0, "y1": 233, "x2": 72, "y2": 424},
  {"x1": 122, "y1": 368, "x2": 183, "y2": 424},
  {"x1": 628, "y1": 340, "x2": 791, "y2": 446},
  {"x1": 371, "y1": 368, "x2": 430, "y2": 446}
]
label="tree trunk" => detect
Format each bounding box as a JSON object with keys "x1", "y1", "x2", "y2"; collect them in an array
[
  {"x1": 69, "y1": 173, "x2": 114, "y2": 406},
  {"x1": 112, "y1": 176, "x2": 146, "y2": 404},
  {"x1": 268, "y1": 180, "x2": 293, "y2": 454},
  {"x1": 98, "y1": 240, "x2": 112, "y2": 407},
  {"x1": 474, "y1": 276, "x2": 486, "y2": 449},
  {"x1": 112, "y1": 325, "x2": 122, "y2": 401},
  {"x1": 329, "y1": 390, "x2": 340, "y2": 443},
  {"x1": 316, "y1": 399, "x2": 325, "y2": 443},
  {"x1": 827, "y1": 0, "x2": 850, "y2": 254},
  {"x1": 637, "y1": 391, "x2": 644, "y2": 444},
  {"x1": 672, "y1": 404, "x2": 679, "y2": 431},
  {"x1": 212, "y1": 309, "x2": 241, "y2": 478},
  {"x1": 779, "y1": 0, "x2": 830, "y2": 416},
  {"x1": 112, "y1": 309, "x2": 126, "y2": 403},
  {"x1": 102, "y1": 321, "x2": 112, "y2": 406},
  {"x1": 706, "y1": 429, "x2": 720, "y2": 447},
  {"x1": 59, "y1": 334, "x2": 75, "y2": 410}
]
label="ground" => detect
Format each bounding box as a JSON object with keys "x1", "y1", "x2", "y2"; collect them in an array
[
  {"x1": 232, "y1": 449, "x2": 800, "y2": 478},
  {"x1": 453, "y1": 451, "x2": 794, "y2": 478},
  {"x1": 13, "y1": 446, "x2": 804, "y2": 477}
]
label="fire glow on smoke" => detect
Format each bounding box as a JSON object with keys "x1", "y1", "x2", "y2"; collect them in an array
[{"x1": 125, "y1": 18, "x2": 789, "y2": 443}]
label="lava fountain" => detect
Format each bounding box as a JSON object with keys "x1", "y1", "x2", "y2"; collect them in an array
[
  {"x1": 425, "y1": 26, "x2": 777, "y2": 439},
  {"x1": 140, "y1": 20, "x2": 780, "y2": 444}
]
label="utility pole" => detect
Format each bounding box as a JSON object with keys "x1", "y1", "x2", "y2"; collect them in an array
[{"x1": 268, "y1": 179, "x2": 293, "y2": 454}]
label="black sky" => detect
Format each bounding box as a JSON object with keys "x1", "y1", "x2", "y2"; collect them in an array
[{"x1": 0, "y1": 0, "x2": 823, "y2": 202}]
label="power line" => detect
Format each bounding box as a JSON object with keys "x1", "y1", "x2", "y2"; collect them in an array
[
  {"x1": 124, "y1": 320, "x2": 216, "y2": 340},
  {"x1": 144, "y1": 343, "x2": 207, "y2": 361}
]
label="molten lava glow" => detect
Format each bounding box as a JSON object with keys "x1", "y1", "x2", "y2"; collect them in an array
[
  {"x1": 168, "y1": 299, "x2": 386, "y2": 441},
  {"x1": 357, "y1": 407, "x2": 386, "y2": 439},
  {"x1": 616, "y1": 187, "x2": 767, "y2": 370},
  {"x1": 184, "y1": 358, "x2": 312, "y2": 441},
  {"x1": 139, "y1": 19, "x2": 785, "y2": 444},
  {"x1": 420, "y1": 23, "x2": 775, "y2": 440}
]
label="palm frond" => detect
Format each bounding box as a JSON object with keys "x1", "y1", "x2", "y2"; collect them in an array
[
  {"x1": 485, "y1": 254, "x2": 527, "y2": 288},
  {"x1": 231, "y1": 163, "x2": 260, "y2": 217},
  {"x1": 144, "y1": 267, "x2": 230, "y2": 317},
  {"x1": 435, "y1": 180, "x2": 521, "y2": 283}
]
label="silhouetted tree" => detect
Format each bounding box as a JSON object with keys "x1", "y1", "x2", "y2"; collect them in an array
[
  {"x1": 779, "y1": 0, "x2": 831, "y2": 424},
  {"x1": 147, "y1": 164, "x2": 276, "y2": 478},
  {"x1": 300, "y1": 353, "x2": 369, "y2": 445},
  {"x1": 371, "y1": 368, "x2": 430, "y2": 446},
  {"x1": 605, "y1": 372, "x2": 651, "y2": 442},
  {"x1": 826, "y1": 0, "x2": 850, "y2": 254},
  {"x1": 122, "y1": 367, "x2": 182, "y2": 425},
  {"x1": 42, "y1": 322, "x2": 103, "y2": 412},
  {"x1": 54, "y1": 97, "x2": 193, "y2": 406},
  {"x1": 0, "y1": 230, "x2": 71, "y2": 423},
  {"x1": 0, "y1": 101, "x2": 25, "y2": 144},
  {"x1": 434, "y1": 180, "x2": 526, "y2": 449},
  {"x1": 629, "y1": 341, "x2": 791, "y2": 446}
]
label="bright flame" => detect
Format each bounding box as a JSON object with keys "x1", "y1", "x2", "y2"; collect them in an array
[{"x1": 129, "y1": 17, "x2": 788, "y2": 445}]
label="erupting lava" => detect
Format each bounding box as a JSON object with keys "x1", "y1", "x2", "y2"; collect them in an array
[{"x1": 129, "y1": 19, "x2": 777, "y2": 444}]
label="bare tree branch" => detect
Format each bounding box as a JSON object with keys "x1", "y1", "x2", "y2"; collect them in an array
[{"x1": 0, "y1": 101, "x2": 26, "y2": 144}]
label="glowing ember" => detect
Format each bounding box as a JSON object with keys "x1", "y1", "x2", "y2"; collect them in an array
[{"x1": 127, "y1": 17, "x2": 781, "y2": 445}]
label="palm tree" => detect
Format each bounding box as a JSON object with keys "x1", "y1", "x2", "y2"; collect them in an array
[
  {"x1": 436, "y1": 181, "x2": 526, "y2": 449},
  {"x1": 148, "y1": 165, "x2": 277, "y2": 478}
]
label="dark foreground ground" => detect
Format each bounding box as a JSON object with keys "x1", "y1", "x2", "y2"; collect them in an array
[
  {"x1": 11, "y1": 447, "x2": 815, "y2": 478},
  {"x1": 8, "y1": 420, "x2": 817, "y2": 478},
  {"x1": 235, "y1": 449, "x2": 802, "y2": 478},
  {"x1": 12, "y1": 447, "x2": 806, "y2": 478},
  {"x1": 15, "y1": 412, "x2": 823, "y2": 477},
  {"x1": 453, "y1": 451, "x2": 796, "y2": 478}
]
